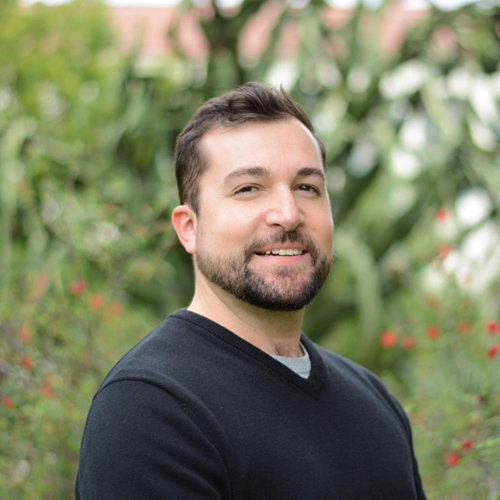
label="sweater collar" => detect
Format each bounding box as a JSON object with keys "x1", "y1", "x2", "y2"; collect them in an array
[{"x1": 171, "y1": 308, "x2": 326, "y2": 400}]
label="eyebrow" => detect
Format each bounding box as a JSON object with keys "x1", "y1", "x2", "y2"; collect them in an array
[
  {"x1": 296, "y1": 167, "x2": 325, "y2": 181},
  {"x1": 223, "y1": 166, "x2": 325, "y2": 183},
  {"x1": 224, "y1": 166, "x2": 270, "y2": 182}
]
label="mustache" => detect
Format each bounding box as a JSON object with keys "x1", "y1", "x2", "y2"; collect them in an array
[{"x1": 245, "y1": 231, "x2": 319, "y2": 261}]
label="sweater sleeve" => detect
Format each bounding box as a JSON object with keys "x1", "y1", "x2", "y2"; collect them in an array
[
  {"x1": 385, "y1": 389, "x2": 427, "y2": 500},
  {"x1": 402, "y1": 407, "x2": 427, "y2": 500},
  {"x1": 75, "y1": 380, "x2": 231, "y2": 500},
  {"x1": 358, "y1": 367, "x2": 427, "y2": 500}
]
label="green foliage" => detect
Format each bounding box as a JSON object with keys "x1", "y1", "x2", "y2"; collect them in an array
[
  {"x1": 0, "y1": 2, "x2": 187, "y2": 497},
  {"x1": 378, "y1": 283, "x2": 500, "y2": 499},
  {"x1": 1, "y1": 0, "x2": 500, "y2": 498}
]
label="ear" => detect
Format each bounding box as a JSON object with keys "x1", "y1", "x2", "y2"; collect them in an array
[{"x1": 171, "y1": 205, "x2": 197, "y2": 255}]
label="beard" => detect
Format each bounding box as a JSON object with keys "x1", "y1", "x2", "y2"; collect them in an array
[{"x1": 195, "y1": 230, "x2": 332, "y2": 312}]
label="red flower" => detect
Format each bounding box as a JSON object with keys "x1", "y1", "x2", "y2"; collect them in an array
[
  {"x1": 486, "y1": 321, "x2": 500, "y2": 334},
  {"x1": 461, "y1": 440, "x2": 474, "y2": 450},
  {"x1": 446, "y1": 452, "x2": 460, "y2": 466},
  {"x1": 426, "y1": 297, "x2": 441, "y2": 310},
  {"x1": 435, "y1": 208, "x2": 448, "y2": 221},
  {"x1": 89, "y1": 294, "x2": 103, "y2": 310},
  {"x1": 69, "y1": 279, "x2": 87, "y2": 296},
  {"x1": 458, "y1": 321, "x2": 470, "y2": 334},
  {"x1": 18, "y1": 326, "x2": 31, "y2": 342},
  {"x1": 380, "y1": 331, "x2": 398, "y2": 348},
  {"x1": 2, "y1": 395, "x2": 15, "y2": 409},
  {"x1": 107, "y1": 302, "x2": 123, "y2": 316},
  {"x1": 486, "y1": 344, "x2": 500, "y2": 359},
  {"x1": 427, "y1": 325, "x2": 440, "y2": 340},
  {"x1": 21, "y1": 356, "x2": 32, "y2": 369},
  {"x1": 40, "y1": 380, "x2": 52, "y2": 397},
  {"x1": 401, "y1": 336, "x2": 415, "y2": 350},
  {"x1": 438, "y1": 244, "x2": 453, "y2": 259}
]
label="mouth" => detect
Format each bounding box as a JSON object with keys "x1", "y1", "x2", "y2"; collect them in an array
[
  {"x1": 253, "y1": 249, "x2": 309, "y2": 265},
  {"x1": 255, "y1": 249, "x2": 307, "y2": 257}
]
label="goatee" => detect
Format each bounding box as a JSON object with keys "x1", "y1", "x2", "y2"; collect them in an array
[{"x1": 195, "y1": 231, "x2": 332, "y2": 312}]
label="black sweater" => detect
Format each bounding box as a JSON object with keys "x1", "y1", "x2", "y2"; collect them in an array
[{"x1": 76, "y1": 309, "x2": 427, "y2": 499}]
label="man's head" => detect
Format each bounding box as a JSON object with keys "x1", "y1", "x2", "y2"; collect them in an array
[
  {"x1": 172, "y1": 83, "x2": 334, "y2": 312},
  {"x1": 175, "y1": 82, "x2": 327, "y2": 215}
]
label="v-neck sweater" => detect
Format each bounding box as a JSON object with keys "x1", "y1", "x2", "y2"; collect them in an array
[
  {"x1": 270, "y1": 343, "x2": 311, "y2": 379},
  {"x1": 76, "y1": 309, "x2": 427, "y2": 500}
]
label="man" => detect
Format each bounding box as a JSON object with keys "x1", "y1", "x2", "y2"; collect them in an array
[{"x1": 76, "y1": 83, "x2": 427, "y2": 499}]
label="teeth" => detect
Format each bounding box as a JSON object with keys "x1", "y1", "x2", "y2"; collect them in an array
[{"x1": 263, "y1": 249, "x2": 304, "y2": 256}]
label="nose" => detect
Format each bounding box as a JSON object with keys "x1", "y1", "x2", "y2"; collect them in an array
[{"x1": 264, "y1": 187, "x2": 304, "y2": 232}]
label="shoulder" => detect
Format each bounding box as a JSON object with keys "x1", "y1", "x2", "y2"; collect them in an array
[
  {"x1": 88, "y1": 310, "x2": 231, "y2": 439},
  {"x1": 316, "y1": 344, "x2": 381, "y2": 386},
  {"x1": 96, "y1": 310, "x2": 215, "y2": 396},
  {"x1": 84, "y1": 314, "x2": 234, "y2": 469},
  {"x1": 78, "y1": 379, "x2": 233, "y2": 499},
  {"x1": 315, "y1": 342, "x2": 384, "y2": 386},
  {"x1": 314, "y1": 343, "x2": 411, "y2": 430}
]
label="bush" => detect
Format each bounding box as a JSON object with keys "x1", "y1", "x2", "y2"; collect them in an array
[{"x1": 1, "y1": 0, "x2": 500, "y2": 497}]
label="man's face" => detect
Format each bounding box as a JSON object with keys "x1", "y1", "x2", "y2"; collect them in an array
[{"x1": 192, "y1": 118, "x2": 334, "y2": 312}]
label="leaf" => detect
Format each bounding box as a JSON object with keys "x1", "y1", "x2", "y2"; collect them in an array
[{"x1": 334, "y1": 227, "x2": 383, "y2": 363}]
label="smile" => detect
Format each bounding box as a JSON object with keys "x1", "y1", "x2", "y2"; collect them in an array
[{"x1": 255, "y1": 249, "x2": 306, "y2": 256}]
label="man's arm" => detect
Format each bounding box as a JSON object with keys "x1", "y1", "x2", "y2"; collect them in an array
[
  {"x1": 388, "y1": 392, "x2": 427, "y2": 500},
  {"x1": 358, "y1": 366, "x2": 427, "y2": 499},
  {"x1": 76, "y1": 380, "x2": 231, "y2": 500}
]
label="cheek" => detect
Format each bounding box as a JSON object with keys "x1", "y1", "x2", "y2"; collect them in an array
[
  {"x1": 201, "y1": 209, "x2": 257, "y2": 247},
  {"x1": 307, "y1": 203, "x2": 333, "y2": 229},
  {"x1": 312, "y1": 214, "x2": 334, "y2": 250},
  {"x1": 223, "y1": 200, "x2": 259, "y2": 224}
]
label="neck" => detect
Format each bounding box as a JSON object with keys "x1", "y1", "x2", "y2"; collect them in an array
[{"x1": 187, "y1": 274, "x2": 305, "y2": 358}]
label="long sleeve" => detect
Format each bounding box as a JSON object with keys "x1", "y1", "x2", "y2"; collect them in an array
[
  {"x1": 76, "y1": 380, "x2": 231, "y2": 500},
  {"x1": 388, "y1": 391, "x2": 427, "y2": 500},
  {"x1": 358, "y1": 367, "x2": 427, "y2": 500}
]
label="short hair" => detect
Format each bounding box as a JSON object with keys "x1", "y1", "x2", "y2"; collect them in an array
[{"x1": 174, "y1": 82, "x2": 327, "y2": 214}]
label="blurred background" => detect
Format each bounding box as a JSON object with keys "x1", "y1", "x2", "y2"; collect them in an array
[{"x1": 1, "y1": 0, "x2": 500, "y2": 497}]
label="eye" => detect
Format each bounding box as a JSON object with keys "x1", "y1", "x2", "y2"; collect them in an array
[
  {"x1": 297, "y1": 184, "x2": 321, "y2": 195},
  {"x1": 235, "y1": 185, "x2": 259, "y2": 195}
]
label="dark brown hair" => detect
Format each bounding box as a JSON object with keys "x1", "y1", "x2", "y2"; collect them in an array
[{"x1": 174, "y1": 82, "x2": 327, "y2": 214}]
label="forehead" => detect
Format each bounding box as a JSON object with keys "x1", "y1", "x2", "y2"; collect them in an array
[{"x1": 199, "y1": 118, "x2": 323, "y2": 179}]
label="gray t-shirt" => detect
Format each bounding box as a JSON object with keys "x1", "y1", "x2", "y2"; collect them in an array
[{"x1": 270, "y1": 343, "x2": 311, "y2": 379}]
